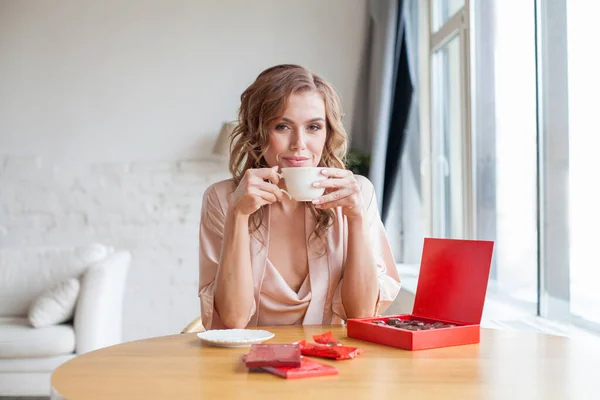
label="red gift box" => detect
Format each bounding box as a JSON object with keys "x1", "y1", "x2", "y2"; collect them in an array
[{"x1": 347, "y1": 238, "x2": 494, "y2": 351}]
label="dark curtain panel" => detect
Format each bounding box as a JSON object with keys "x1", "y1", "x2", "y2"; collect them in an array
[{"x1": 381, "y1": 1, "x2": 414, "y2": 222}]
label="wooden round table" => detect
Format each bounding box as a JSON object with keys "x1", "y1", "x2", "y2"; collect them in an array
[{"x1": 51, "y1": 325, "x2": 600, "y2": 399}]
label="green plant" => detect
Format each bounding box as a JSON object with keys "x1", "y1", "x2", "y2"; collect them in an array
[{"x1": 346, "y1": 149, "x2": 371, "y2": 177}]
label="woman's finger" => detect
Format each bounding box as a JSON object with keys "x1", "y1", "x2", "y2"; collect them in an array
[
  {"x1": 312, "y1": 177, "x2": 351, "y2": 189},
  {"x1": 312, "y1": 187, "x2": 354, "y2": 205},
  {"x1": 249, "y1": 188, "x2": 278, "y2": 204},
  {"x1": 319, "y1": 168, "x2": 352, "y2": 179},
  {"x1": 249, "y1": 167, "x2": 280, "y2": 184},
  {"x1": 253, "y1": 181, "x2": 284, "y2": 201},
  {"x1": 315, "y1": 195, "x2": 359, "y2": 210}
]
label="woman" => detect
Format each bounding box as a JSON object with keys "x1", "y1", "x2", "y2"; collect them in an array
[{"x1": 199, "y1": 64, "x2": 401, "y2": 330}]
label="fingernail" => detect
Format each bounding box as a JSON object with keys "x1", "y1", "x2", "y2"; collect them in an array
[
  {"x1": 321, "y1": 169, "x2": 327, "y2": 175},
  {"x1": 312, "y1": 199, "x2": 320, "y2": 204},
  {"x1": 312, "y1": 182, "x2": 320, "y2": 187}
]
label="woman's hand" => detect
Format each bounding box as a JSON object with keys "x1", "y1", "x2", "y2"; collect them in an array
[
  {"x1": 231, "y1": 166, "x2": 284, "y2": 216},
  {"x1": 311, "y1": 168, "x2": 363, "y2": 218}
]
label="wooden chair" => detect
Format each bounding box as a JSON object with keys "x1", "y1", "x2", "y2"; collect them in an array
[{"x1": 180, "y1": 316, "x2": 205, "y2": 334}]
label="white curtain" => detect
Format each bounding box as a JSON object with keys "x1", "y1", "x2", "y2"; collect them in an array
[
  {"x1": 350, "y1": 0, "x2": 422, "y2": 262},
  {"x1": 396, "y1": 0, "x2": 423, "y2": 263},
  {"x1": 350, "y1": 0, "x2": 398, "y2": 210}
]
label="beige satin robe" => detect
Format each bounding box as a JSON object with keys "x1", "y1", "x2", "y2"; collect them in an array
[{"x1": 198, "y1": 176, "x2": 402, "y2": 330}]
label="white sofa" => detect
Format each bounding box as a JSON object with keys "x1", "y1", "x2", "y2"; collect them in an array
[{"x1": 0, "y1": 243, "x2": 131, "y2": 397}]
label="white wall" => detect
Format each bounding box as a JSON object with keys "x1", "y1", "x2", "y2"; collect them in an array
[
  {"x1": 0, "y1": 0, "x2": 368, "y2": 341},
  {"x1": 0, "y1": 156, "x2": 231, "y2": 341},
  {"x1": 0, "y1": 0, "x2": 367, "y2": 163}
]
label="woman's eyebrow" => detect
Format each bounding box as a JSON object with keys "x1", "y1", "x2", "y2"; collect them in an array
[{"x1": 281, "y1": 117, "x2": 326, "y2": 124}]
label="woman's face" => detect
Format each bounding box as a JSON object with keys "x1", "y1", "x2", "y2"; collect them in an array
[{"x1": 263, "y1": 91, "x2": 327, "y2": 169}]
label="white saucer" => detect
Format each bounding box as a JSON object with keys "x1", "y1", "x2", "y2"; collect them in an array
[{"x1": 196, "y1": 329, "x2": 275, "y2": 348}]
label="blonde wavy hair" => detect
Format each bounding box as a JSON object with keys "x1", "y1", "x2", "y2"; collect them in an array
[{"x1": 228, "y1": 64, "x2": 348, "y2": 249}]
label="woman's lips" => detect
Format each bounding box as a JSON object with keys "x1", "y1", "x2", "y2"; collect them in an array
[{"x1": 282, "y1": 157, "x2": 310, "y2": 167}]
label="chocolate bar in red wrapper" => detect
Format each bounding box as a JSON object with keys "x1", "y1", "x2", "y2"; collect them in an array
[
  {"x1": 262, "y1": 357, "x2": 339, "y2": 379},
  {"x1": 296, "y1": 340, "x2": 362, "y2": 360},
  {"x1": 312, "y1": 331, "x2": 342, "y2": 346},
  {"x1": 244, "y1": 344, "x2": 301, "y2": 368}
]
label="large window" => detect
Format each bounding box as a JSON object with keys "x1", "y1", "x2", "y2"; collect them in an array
[
  {"x1": 431, "y1": 34, "x2": 465, "y2": 240},
  {"x1": 567, "y1": 0, "x2": 600, "y2": 327},
  {"x1": 427, "y1": 0, "x2": 471, "y2": 241},
  {"x1": 431, "y1": 0, "x2": 465, "y2": 32},
  {"x1": 407, "y1": 0, "x2": 598, "y2": 334},
  {"x1": 482, "y1": 0, "x2": 538, "y2": 313}
]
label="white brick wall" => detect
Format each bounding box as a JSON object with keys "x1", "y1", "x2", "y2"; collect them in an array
[{"x1": 0, "y1": 155, "x2": 230, "y2": 341}]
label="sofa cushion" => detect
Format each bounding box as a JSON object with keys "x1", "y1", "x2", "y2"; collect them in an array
[
  {"x1": 0, "y1": 243, "x2": 112, "y2": 316},
  {"x1": 0, "y1": 317, "x2": 75, "y2": 358},
  {"x1": 0, "y1": 354, "x2": 74, "y2": 372},
  {"x1": 28, "y1": 278, "x2": 80, "y2": 328}
]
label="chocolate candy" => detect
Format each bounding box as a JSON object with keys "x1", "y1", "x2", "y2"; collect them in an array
[{"x1": 377, "y1": 318, "x2": 459, "y2": 331}]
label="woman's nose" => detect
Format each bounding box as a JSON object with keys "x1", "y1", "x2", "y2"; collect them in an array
[{"x1": 291, "y1": 130, "x2": 307, "y2": 150}]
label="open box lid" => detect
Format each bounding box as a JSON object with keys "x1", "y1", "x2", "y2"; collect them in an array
[{"x1": 412, "y1": 238, "x2": 495, "y2": 325}]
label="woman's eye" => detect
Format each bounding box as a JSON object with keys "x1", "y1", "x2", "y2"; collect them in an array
[
  {"x1": 275, "y1": 124, "x2": 290, "y2": 131},
  {"x1": 308, "y1": 124, "x2": 322, "y2": 131}
]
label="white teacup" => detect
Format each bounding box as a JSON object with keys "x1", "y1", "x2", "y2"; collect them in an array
[{"x1": 277, "y1": 167, "x2": 327, "y2": 201}]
